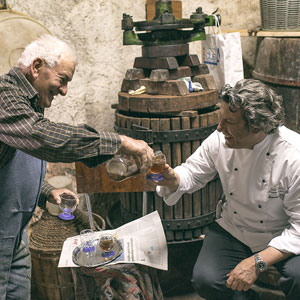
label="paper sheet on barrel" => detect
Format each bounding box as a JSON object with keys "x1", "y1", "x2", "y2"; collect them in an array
[{"x1": 58, "y1": 210, "x2": 168, "y2": 270}]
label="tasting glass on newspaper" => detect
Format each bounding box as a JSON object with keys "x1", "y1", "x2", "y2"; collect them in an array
[
  {"x1": 80, "y1": 229, "x2": 97, "y2": 266},
  {"x1": 100, "y1": 233, "x2": 115, "y2": 258}
]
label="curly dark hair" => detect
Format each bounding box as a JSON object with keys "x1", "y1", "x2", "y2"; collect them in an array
[{"x1": 220, "y1": 79, "x2": 285, "y2": 134}]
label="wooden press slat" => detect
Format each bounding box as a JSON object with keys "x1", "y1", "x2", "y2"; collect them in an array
[
  {"x1": 191, "y1": 114, "x2": 202, "y2": 239},
  {"x1": 141, "y1": 117, "x2": 151, "y2": 130},
  {"x1": 160, "y1": 117, "x2": 174, "y2": 242},
  {"x1": 199, "y1": 112, "x2": 210, "y2": 217},
  {"x1": 170, "y1": 117, "x2": 181, "y2": 168},
  {"x1": 181, "y1": 116, "x2": 193, "y2": 240},
  {"x1": 115, "y1": 112, "x2": 121, "y2": 127},
  {"x1": 207, "y1": 112, "x2": 218, "y2": 214},
  {"x1": 126, "y1": 115, "x2": 141, "y2": 131},
  {"x1": 171, "y1": 117, "x2": 183, "y2": 230},
  {"x1": 150, "y1": 118, "x2": 164, "y2": 219},
  {"x1": 135, "y1": 193, "x2": 142, "y2": 213},
  {"x1": 150, "y1": 118, "x2": 161, "y2": 152}
]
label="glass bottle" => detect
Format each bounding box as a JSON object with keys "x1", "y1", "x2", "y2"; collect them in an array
[{"x1": 105, "y1": 153, "x2": 141, "y2": 181}]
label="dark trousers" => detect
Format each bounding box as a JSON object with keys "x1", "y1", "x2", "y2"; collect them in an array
[{"x1": 191, "y1": 222, "x2": 300, "y2": 300}]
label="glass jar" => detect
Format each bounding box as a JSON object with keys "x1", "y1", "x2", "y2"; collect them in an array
[{"x1": 105, "y1": 153, "x2": 141, "y2": 181}]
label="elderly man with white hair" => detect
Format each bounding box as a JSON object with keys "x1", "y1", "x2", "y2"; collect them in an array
[{"x1": 0, "y1": 34, "x2": 154, "y2": 300}]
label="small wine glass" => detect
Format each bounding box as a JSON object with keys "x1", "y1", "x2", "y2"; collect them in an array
[
  {"x1": 80, "y1": 229, "x2": 97, "y2": 266},
  {"x1": 99, "y1": 233, "x2": 115, "y2": 258},
  {"x1": 58, "y1": 193, "x2": 77, "y2": 220}
]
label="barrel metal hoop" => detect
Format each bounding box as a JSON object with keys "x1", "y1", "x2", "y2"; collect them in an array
[
  {"x1": 121, "y1": 205, "x2": 216, "y2": 231},
  {"x1": 162, "y1": 211, "x2": 216, "y2": 231},
  {"x1": 115, "y1": 123, "x2": 217, "y2": 143}
]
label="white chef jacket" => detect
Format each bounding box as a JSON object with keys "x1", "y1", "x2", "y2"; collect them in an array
[{"x1": 156, "y1": 126, "x2": 300, "y2": 254}]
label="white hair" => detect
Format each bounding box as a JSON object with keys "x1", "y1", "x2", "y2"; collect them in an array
[{"x1": 18, "y1": 34, "x2": 77, "y2": 69}]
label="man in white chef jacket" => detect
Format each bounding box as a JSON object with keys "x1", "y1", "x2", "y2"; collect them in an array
[{"x1": 155, "y1": 79, "x2": 300, "y2": 300}]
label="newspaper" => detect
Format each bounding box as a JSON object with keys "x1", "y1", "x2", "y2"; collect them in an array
[{"x1": 58, "y1": 210, "x2": 168, "y2": 270}]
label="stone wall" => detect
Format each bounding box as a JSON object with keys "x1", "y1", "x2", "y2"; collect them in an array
[{"x1": 7, "y1": 0, "x2": 260, "y2": 131}]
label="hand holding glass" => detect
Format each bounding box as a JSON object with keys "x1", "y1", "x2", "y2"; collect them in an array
[{"x1": 59, "y1": 193, "x2": 77, "y2": 220}]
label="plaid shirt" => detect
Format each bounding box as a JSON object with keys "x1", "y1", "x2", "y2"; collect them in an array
[{"x1": 0, "y1": 67, "x2": 121, "y2": 202}]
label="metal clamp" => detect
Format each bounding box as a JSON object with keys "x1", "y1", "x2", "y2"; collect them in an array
[
  {"x1": 115, "y1": 123, "x2": 217, "y2": 144},
  {"x1": 162, "y1": 211, "x2": 216, "y2": 231},
  {"x1": 115, "y1": 124, "x2": 153, "y2": 144}
]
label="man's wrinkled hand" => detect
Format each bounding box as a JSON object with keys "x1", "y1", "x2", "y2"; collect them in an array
[
  {"x1": 226, "y1": 257, "x2": 258, "y2": 291},
  {"x1": 48, "y1": 188, "x2": 79, "y2": 206},
  {"x1": 119, "y1": 135, "x2": 154, "y2": 174}
]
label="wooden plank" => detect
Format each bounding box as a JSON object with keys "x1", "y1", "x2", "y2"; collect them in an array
[
  {"x1": 134, "y1": 56, "x2": 179, "y2": 70},
  {"x1": 125, "y1": 68, "x2": 145, "y2": 80},
  {"x1": 181, "y1": 116, "x2": 193, "y2": 240},
  {"x1": 207, "y1": 112, "x2": 218, "y2": 216},
  {"x1": 191, "y1": 114, "x2": 202, "y2": 239},
  {"x1": 126, "y1": 115, "x2": 141, "y2": 129},
  {"x1": 118, "y1": 93, "x2": 129, "y2": 111},
  {"x1": 150, "y1": 118, "x2": 161, "y2": 153},
  {"x1": 223, "y1": 28, "x2": 300, "y2": 37},
  {"x1": 191, "y1": 64, "x2": 209, "y2": 76},
  {"x1": 193, "y1": 74, "x2": 218, "y2": 90},
  {"x1": 150, "y1": 117, "x2": 164, "y2": 220},
  {"x1": 140, "y1": 78, "x2": 189, "y2": 96},
  {"x1": 199, "y1": 113, "x2": 210, "y2": 219},
  {"x1": 177, "y1": 54, "x2": 200, "y2": 67},
  {"x1": 121, "y1": 79, "x2": 142, "y2": 92},
  {"x1": 150, "y1": 69, "x2": 170, "y2": 82},
  {"x1": 147, "y1": 191, "x2": 155, "y2": 216},
  {"x1": 160, "y1": 117, "x2": 174, "y2": 242},
  {"x1": 171, "y1": 117, "x2": 183, "y2": 236},
  {"x1": 142, "y1": 44, "x2": 189, "y2": 58},
  {"x1": 170, "y1": 117, "x2": 181, "y2": 169},
  {"x1": 118, "y1": 90, "x2": 218, "y2": 113},
  {"x1": 169, "y1": 66, "x2": 192, "y2": 80},
  {"x1": 75, "y1": 162, "x2": 155, "y2": 193}
]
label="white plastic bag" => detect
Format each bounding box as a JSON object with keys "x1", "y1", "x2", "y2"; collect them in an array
[{"x1": 201, "y1": 24, "x2": 244, "y2": 90}]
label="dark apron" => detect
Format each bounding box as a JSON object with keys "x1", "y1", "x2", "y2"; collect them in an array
[{"x1": 0, "y1": 150, "x2": 46, "y2": 297}]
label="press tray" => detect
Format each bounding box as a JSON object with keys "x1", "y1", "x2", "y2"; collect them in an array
[{"x1": 72, "y1": 238, "x2": 122, "y2": 267}]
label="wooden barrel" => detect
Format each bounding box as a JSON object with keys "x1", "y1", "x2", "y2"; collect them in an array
[
  {"x1": 115, "y1": 107, "x2": 223, "y2": 244},
  {"x1": 30, "y1": 247, "x2": 74, "y2": 300},
  {"x1": 253, "y1": 37, "x2": 300, "y2": 133},
  {"x1": 29, "y1": 211, "x2": 105, "y2": 300}
]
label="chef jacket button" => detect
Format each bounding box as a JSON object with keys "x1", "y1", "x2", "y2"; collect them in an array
[
  {"x1": 266, "y1": 152, "x2": 270, "y2": 156},
  {"x1": 234, "y1": 168, "x2": 238, "y2": 171},
  {"x1": 234, "y1": 211, "x2": 237, "y2": 214},
  {"x1": 229, "y1": 192, "x2": 233, "y2": 195},
  {"x1": 260, "y1": 220, "x2": 263, "y2": 224},
  {"x1": 258, "y1": 204, "x2": 262, "y2": 208},
  {"x1": 262, "y1": 179, "x2": 266, "y2": 183}
]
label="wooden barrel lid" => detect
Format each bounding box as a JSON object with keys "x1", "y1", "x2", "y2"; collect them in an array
[
  {"x1": 0, "y1": 9, "x2": 51, "y2": 74},
  {"x1": 117, "y1": 90, "x2": 218, "y2": 113}
]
